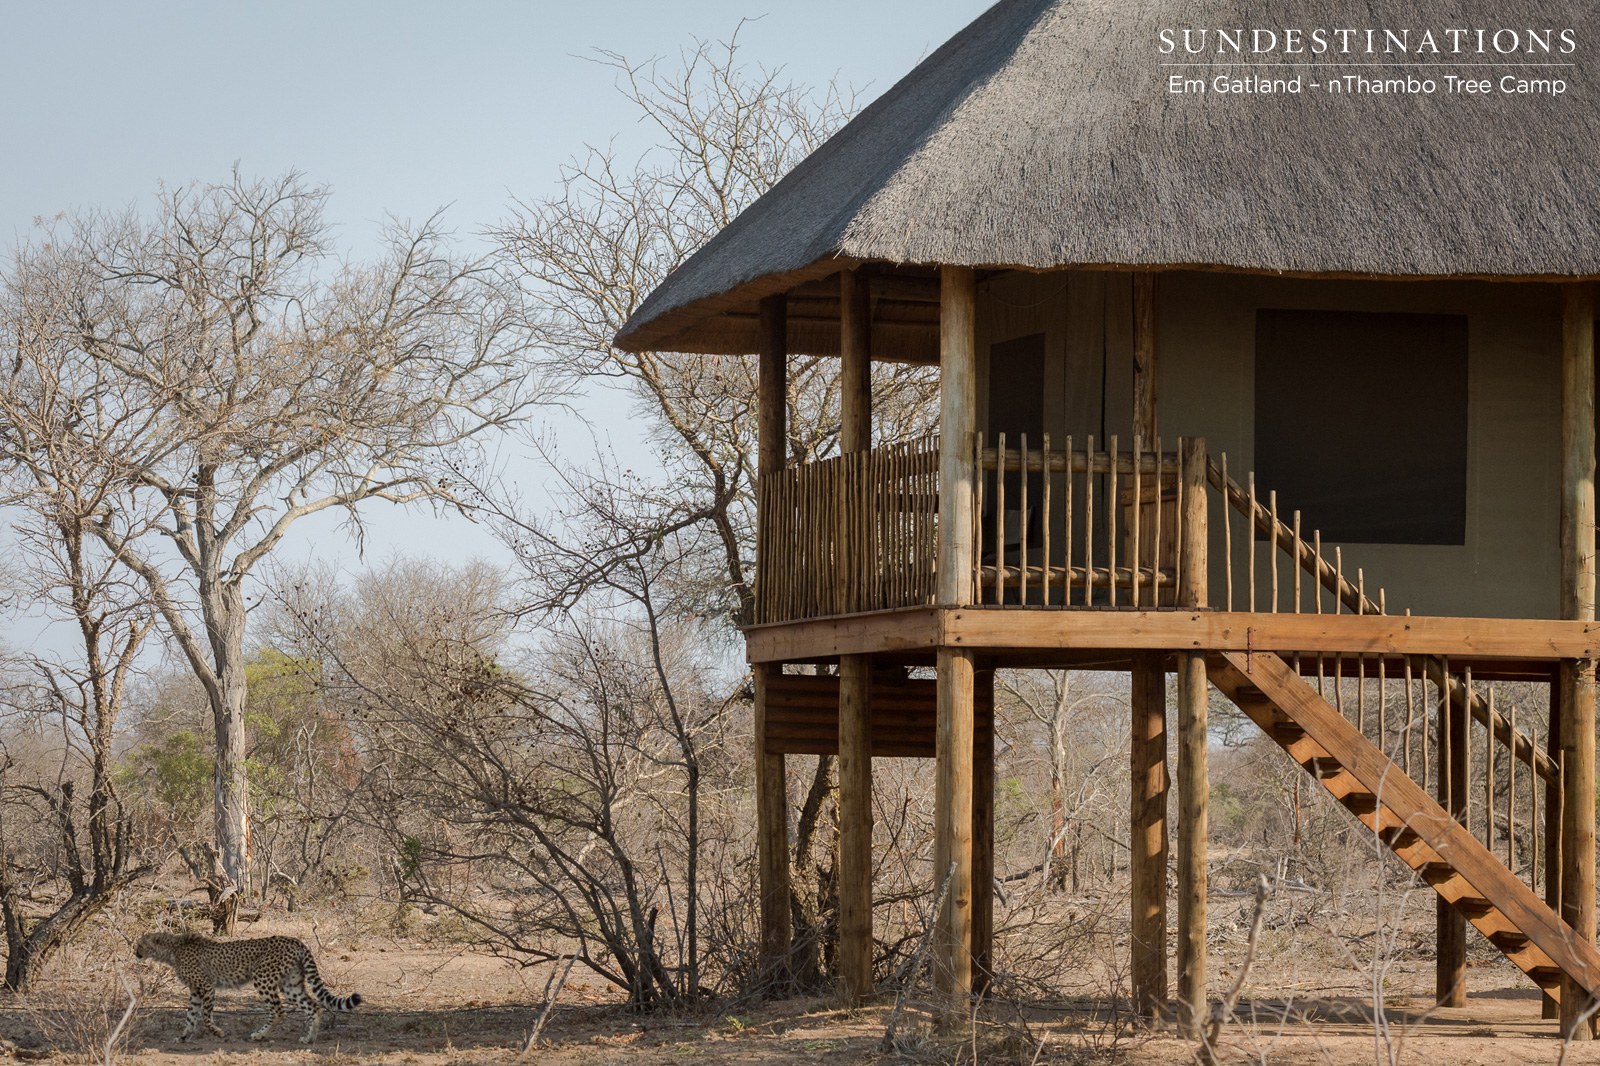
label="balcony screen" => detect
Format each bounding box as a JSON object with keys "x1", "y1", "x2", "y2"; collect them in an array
[{"x1": 1254, "y1": 309, "x2": 1467, "y2": 546}]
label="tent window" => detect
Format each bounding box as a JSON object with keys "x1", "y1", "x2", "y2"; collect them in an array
[
  {"x1": 986, "y1": 332, "x2": 1046, "y2": 553},
  {"x1": 1254, "y1": 309, "x2": 1468, "y2": 546}
]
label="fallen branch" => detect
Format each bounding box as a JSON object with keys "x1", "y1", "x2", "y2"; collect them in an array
[{"x1": 880, "y1": 862, "x2": 956, "y2": 1052}]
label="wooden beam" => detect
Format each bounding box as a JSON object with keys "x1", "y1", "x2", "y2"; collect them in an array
[
  {"x1": 841, "y1": 267, "x2": 872, "y2": 454},
  {"x1": 837, "y1": 655, "x2": 873, "y2": 1004},
  {"x1": 933, "y1": 266, "x2": 977, "y2": 1018},
  {"x1": 972, "y1": 669, "x2": 995, "y2": 994},
  {"x1": 753, "y1": 665, "x2": 792, "y2": 989},
  {"x1": 743, "y1": 608, "x2": 1600, "y2": 664},
  {"x1": 938, "y1": 266, "x2": 976, "y2": 608},
  {"x1": 1132, "y1": 272, "x2": 1158, "y2": 441},
  {"x1": 836, "y1": 267, "x2": 875, "y2": 1005},
  {"x1": 753, "y1": 295, "x2": 792, "y2": 991},
  {"x1": 758, "y1": 296, "x2": 788, "y2": 478},
  {"x1": 1437, "y1": 679, "x2": 1468, "y2": 1007},
  {"x1": 1175, "y1": 439, "x2": 1208, "y2": 1034},
  {"x1": 1129, "y1": 651, "x2": 1168, "y2": 1022},
  {"x1": 934, "y1": 647, "x2": 975, "y2": 1010},
  {"x1": 1545, "y1": 686, "x2": 1563, "y2": 1020},
  {"x1": 1560, "y1": 280, "x2": 1597, "y2": 1040}
]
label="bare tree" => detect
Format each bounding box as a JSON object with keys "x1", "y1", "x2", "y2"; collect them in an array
[
  {"x1": 489, "y1": 33, "x2": 938, "y2": 624},
  {"x1": 2, "y1": 170, "x2": 541, "y2": 888},
  {"x1": 486, "y1": 33, "x2": 938, "y2": 983},
  {"x1": 269, "y1": 551, "x2": 735, "y2": 1008},
  {"x1": 0, "y1": 275, "x2": 157, "y2": 986}
]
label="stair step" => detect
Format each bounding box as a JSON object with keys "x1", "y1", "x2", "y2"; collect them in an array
[
  {"x1": 1378, "y1": 826, "x2": 1420, "y2": 849},
  {"x1": 1531, "y1": 966, "x2": 1562, "y2": 988},
  {"x1": 1457, "y1": 896, "x2": 1495, "y2": 919},
  {"x1": 1271, "y1": 722, "x2": 1305, "y2": 744},
  {"x1": 1419, "y1": 862, "x2": 1458, "y2": 887},
  {"x1": 1303, "y1": 757, "x2": 1342, "y2": 779},
  {"x1": 1490, "y1": 930, "x2": 1530, "y2": 952},
  {"x1": 1341, "y1": 793, "x2": 1378, "y2": 815}
]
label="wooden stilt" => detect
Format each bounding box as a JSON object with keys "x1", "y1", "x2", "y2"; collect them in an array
[
  {"x1": 1545, "y1": 681, "x2": 1563, "y2": 1020},
  {"x1": 934, "y1": 265, "x2": 977, "y2": 1015},
  {"x1": 837, "y1": 655, "x2": 873, "y2": 1003},
  {"x1": 972, "y1": 669, "x2": 995, "y2": 994},
  {"x1": 1129, "y1": 650, "x2": 1168, "y2": 1022},
  {"x1": 1559, "y1": 280, "x2": 1597, "y2": 1041},
  {"x1": 934, "y1": 647, "x2": 976, "y2": 1009},
  {"x1": 754, "y1": 294, "x2": 792, "y2": 990},
  {"x1": 1175, "y1": 438, "x2": 1209, "y2": 1036},
  {"x1": 1437, "y1": 674, "x2": 1469, "y2": 1008},
  {"x1": 836, "y1": 267, "x2": 875, "y2": 1005}
]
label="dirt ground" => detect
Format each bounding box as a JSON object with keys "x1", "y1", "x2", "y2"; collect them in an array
[{"x1": 8, "y1": 910, "x2": 1600, "y2": 1066}]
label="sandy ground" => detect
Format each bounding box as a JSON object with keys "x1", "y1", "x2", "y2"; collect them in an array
[{"x1": 8, "y1": 912, "x2": 1600, "y2": 1065}]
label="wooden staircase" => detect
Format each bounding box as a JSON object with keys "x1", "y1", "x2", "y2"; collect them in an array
[{"x1": 1209, "y1": 648, "x2": 1600, "y2": 1005}]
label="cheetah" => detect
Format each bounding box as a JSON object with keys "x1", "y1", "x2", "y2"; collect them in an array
[{"x1": 134, "y1": 931, "x2": 362, "y2": 1044}]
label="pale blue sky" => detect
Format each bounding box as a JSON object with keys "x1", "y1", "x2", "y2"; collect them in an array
[{"x1": 0, "y1": 1, "x2": 984, "y2": 649}]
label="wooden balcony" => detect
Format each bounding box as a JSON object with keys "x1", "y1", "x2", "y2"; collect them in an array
[{"x1": 751, "y1": 433, "x2": 1594, "y2": 672}]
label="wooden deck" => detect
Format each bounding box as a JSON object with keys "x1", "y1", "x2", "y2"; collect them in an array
[{"x1": 743, "y1": 606, "x2": 1600, "y2": 665}]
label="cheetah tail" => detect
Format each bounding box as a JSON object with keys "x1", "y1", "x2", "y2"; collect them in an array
[{"x1": 300, "y1": 949, "x2": 363, "y2": 1011}]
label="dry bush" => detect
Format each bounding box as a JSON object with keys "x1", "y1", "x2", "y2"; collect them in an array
[{"x1": 17, "y1": 943, "x2": 155, "y2": 1064}]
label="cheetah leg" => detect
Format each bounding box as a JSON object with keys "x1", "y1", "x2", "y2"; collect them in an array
[
  {"x1": 179, "y1": 991, "x2": 202, "y2": 1041},
  {"x1": 286, "y1": 979, "x2": 322, "y2": 1044},
  {"x1": 250, "y1": 980, "x2": 284, "y2": 1041},
  {"x1": 200, "y1": 986, "x2": 225, "y2": 1039}
]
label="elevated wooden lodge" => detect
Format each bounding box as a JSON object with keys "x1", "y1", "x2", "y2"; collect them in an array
[{"x1": 616, "y1": 0, "x2": 1600, "y2": 1037}]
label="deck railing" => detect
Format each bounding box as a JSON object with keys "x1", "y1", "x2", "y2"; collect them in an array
[
  {"x1": 753, "y1": 434, "x2": 939, "y2": 624},
  {"x1": 972, "y1": 434, "x2": 1200, "y2": 607},
  {"x1": 1206, "y1": 454, "x2": 1558, "y2": 901}
]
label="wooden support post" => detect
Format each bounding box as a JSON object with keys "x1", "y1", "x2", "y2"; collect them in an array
[
  {"x1": 754, "y1": 294, "x2": 792, "y2": 990},
  {"x1": 1129, "y1": 270, "x2": 1168, "y2": 1025},
  {"x1": 840, "y1": 267, "x2": 872, "y2": 454},
  {"x1": 837, "y1": 268, "x2": 875, "y2": 1004},
  {"x1": 1545, "y1": 680, "x2": 1563, "y2": 1020},
  {"x1": 1176, "y1": 438, "x2": 1208, "y2": 1035},
  {"x1": 1560, "y1": 280, "x2": 1597, "y2": 1040},
  {"x1": 934, "y1": 265, "x2": 978, "y2": 1015},
  {"x1": 837, "y1": 656, "x2": 872, "y2": 1003},
  {"x1": 938, "y1": 265, "x2": 977, "y2": 608},
  {"x1": 1437, "y1": 679, "x2": 1469, "y2": 1007},
  {"x1": 973, "y1": 669, "x2": 995, "y2": 994},
  {"x1": 1129, "y1": 652, "x2": 1168, "y2": 1022},
  {"x1": 934, "y1": 647, "x2": 976, "y2": 1009},
  {"x1": 1133, "y1": 272, "x2": 1158, "y2": 441}
]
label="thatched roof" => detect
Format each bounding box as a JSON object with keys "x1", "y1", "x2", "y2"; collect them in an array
[{"x1": 617, "y1": 0, "x2": 1600, "y2": 356}]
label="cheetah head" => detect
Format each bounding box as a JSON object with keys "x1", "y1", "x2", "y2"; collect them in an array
[{"x1": 134, "y1": 932, "x2": 177, "y2": 962}]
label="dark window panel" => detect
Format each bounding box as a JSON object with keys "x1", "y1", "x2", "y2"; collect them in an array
[{"x1": 1254, "y1": 309, "x2": 1468, "y2": 546}]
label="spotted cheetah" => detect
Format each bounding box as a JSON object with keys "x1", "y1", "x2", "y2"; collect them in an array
[{"x1": 134, "y1": 931, "x2": 361, "y2": 1044}]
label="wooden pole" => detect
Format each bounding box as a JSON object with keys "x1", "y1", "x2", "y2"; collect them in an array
[
  {"x1": 837, "y1": 268, "x2": 875, "y2": 1004},
  {"x1": 1176, "y1": 438, "x2": 1209, "y2": 1036},
  {"x1": 1133, "y1": 272, "x2": 1158, "y2": 442},
  {"x1": 753, "y1": 295, "x2": 792, "y2": 990},
  {"x1": 938, "y1": 266, "x2": 977, "y2": 608},
  {"x1": 837, "y1": 655, "x2": 873, "y2": 1002},
  {"x1": 934, "y1": 647, "x2": 975, "y2": 1011},
  {"x1": 1560, "y1": 280, "x2": 1597, "y2": 1040},
  {"x1": 1545, "y1": 680, "x2": 1563, "y2": 1020},
  {"x1": 1129, "y1": 650, "x2": 1168, "y2": 1023},
  {"x1": 935, "y1": 266, "x2": 977, "y2": 1014},
  {"x1": 1437, "y1": 675, "x2": 1469, "y2": 1008},
  {"x1": 1128, "y1": 270, "x2": 1168, "y2": 1024},
  {"x1": 973, "y1": 669, "x2": 995, "y2": 994}
]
